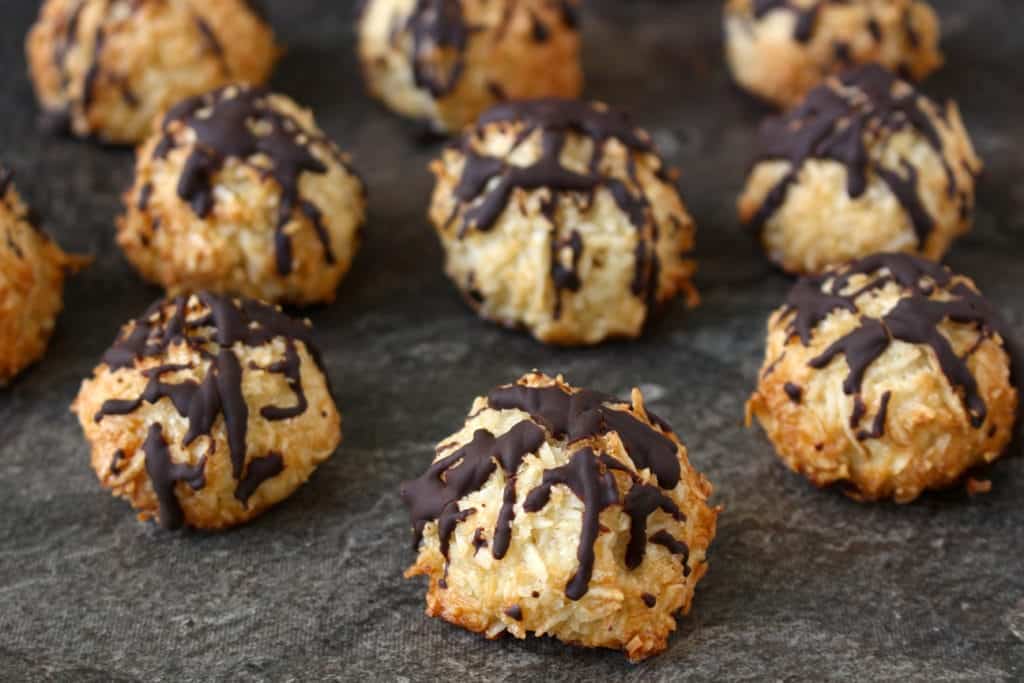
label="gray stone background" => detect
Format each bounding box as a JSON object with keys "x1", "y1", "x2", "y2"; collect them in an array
[{"x1": 1, "y1": 1, "x2": 1022, "y2": 680}]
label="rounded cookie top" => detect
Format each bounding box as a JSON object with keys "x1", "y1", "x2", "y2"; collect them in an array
[
  {"x1": 72, "y1": 292, "x2": 341, "y2": 529},
  {"x1": 118, "y1": 85, "x2": 366, "y2": 305},
  {"x1": 724, "y1": 0, "x2": 943, "y2": 107},
  {"x1": 26, "y1": 0, "x2": 278, "y2": 144},
  {"x1": 429, "y1": 98, "x2": 698, "y2": 345},
  {"x1": 357, "y1": 0, "x2": 583, "y2": 132},
  {"x1": 748, "y1": 253, "x2": 1020, "y2": 501},
  {"x1": 740, "y1": 65, "x2": 981, "y2": 274},
  {"x1": 400, "y1": 372, "x2": 717, "y2": 661}
]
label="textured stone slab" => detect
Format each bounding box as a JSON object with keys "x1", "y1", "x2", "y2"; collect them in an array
[{"x1": 0, "y1": 1, "x2": 1021, "y2": 680}]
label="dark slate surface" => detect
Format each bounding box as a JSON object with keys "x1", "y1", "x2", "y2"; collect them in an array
[{"x1": 1, "y1": 1, "x2": 1022, "y2": 680}]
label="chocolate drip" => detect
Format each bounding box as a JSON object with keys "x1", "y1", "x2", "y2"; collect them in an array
[
  {"x1": 559, "y1": 1, "x2": 580, "y2": 29},
  {"x1": 622, "y1": 484, "x2": 683, "y2": 569},
  {"x1": 95, "y1": 293, "x2": 321, "y2": 510},
  {"x1": 234, "y1": 453, "x2": 285, "y2": 505},
  {"x1": 143, "y1": 424, "x2": 206, "y2": 530},
  {"x1": 641, "y1": 593, "x2": 657, "y2": 608},
  {"x1": 471, "y1": 527, "x2": 487, "y2": 553},
  {"x1": 46, "y1": 1, "x2": 93, "y2": 130},
  {"x1": 257, "y1": 340, "x2": 309, "y2": 421},
  {"x1": 650, "y1": 529, "x2": 691, "y2": 576},
  {"x1": 400, "y1": 421, "x2": 546, "y2": 557},
  {"x1": 450, "y1": 99, "x2": 663, "y2": 308},
  {"x1": 530, "y1": 13, "x2": 550, "y2": 42},
  {"x1": 108, "y1": 449, "x2": 126, "y2": 475},
  {"x1": 786, "y1": 253, "x2": 1022, "y2": 431},
  {"x1": 783, "y1": 382, "x2": 803, "y2": 404},
  {"x1": 856, "y1": 391, "x2": 892, "y2": 441},
  {"x1": 551, "y1": 229, "x2": 583, "y2": 319},
  {"x1": 523, "y1": 448, "x2": 620, "y2": 600},
  {"x1": 487, "y1": 383, "x2": 681, "y2": 489},
  {"x1": 504, "y1": 605, "x2": 523, "y2": 620},
  {"x1": 407, "y1": 0, "x2": 470, "y2": 97},
  {"x1": 81, "y1": 28, "x2": 105, "y2": 111},
  {"x1": 747, "y1": 65, "x2": 972, "y2": 245},
  {"x1": 153, "y1": 86, "x2": 351, "y2": 276},
  {"x1": 867, "y1": 17, "x2": 882, "y2": 42}
]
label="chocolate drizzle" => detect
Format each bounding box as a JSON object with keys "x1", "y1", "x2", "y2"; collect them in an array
[
  {"x1": 234, "y1": 453, "x2": 285, "y2": 505},
  {"x1": 95, "y1": 293, "x2": 323, "y2": 527},
  {"x1": 780, "y1": 253, "x2": 1022, "y2": 433},
  {"x1": 400, "y1": 421, "x2": 546, "y2": 556},
  {"x1": 650, "y1": 529, "x2": 691, "y2": 576},
  {"x1": 143, "y1": 424, "x2": 206, "y2": 531},
  {"x1": 402, "y1": 378, "x2": 693, "y2": 601},
  {"x1": 747, "y1": 65, "x2": 975, "y2": 245},
  {"x1": 406, "y1": 0, "x2": 470, "y2": 97},
  {"x1": 449, "y1": 99, "x2": 665, "y2": 313},
  {"x1": 622, "y1": 484, "x2": 683, "y2": 570},
  {"x1": 487, "y1": 384, "x2": 681, "y2": 488},
  {"x1": 523, "y1": 448, "x2": 620, "y2": 600},
  {"x1": 150, "y1": 86, "x2": 352, "y2": 276}
]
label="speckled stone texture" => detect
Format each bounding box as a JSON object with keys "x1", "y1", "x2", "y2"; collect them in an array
[{"x1": 1, "y1": 1, "x2": 1022, "y2": 680}]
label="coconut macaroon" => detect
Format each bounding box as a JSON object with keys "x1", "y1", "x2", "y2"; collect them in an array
[
  {"x1": 72, "y1": 292, "x2": 341, "y2": 530},
  {"x1": 429, "y1": 99, "x2": 698, "y2": 346},
  {"x1": 357, "y1": 0, "x2": 583, "y2": 134},
  {"x1": 117, "y1": 85, "x2": 366, "y2": 306},
  {"x1": 738, "y1": 65, "x2": 981, "y2": 276},
  {"x1": 747, "y1": 253, "x2": 1021, "y2": 503},
  {"x1": 724, "y1": 0, "x2": 943, "y2": 108},
  {"x1": 26, "y1": 0, "x2": 278, "y2": 144},
  {"x1": 400, "y1": 371, "x2": 718, "y2": 661},
  {"x1": 0, "y1": 166, "x2": 87, "y2": 384}
]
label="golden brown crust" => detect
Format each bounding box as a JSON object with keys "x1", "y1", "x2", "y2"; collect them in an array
[
  {"x1": 747, "y1": 256, "x2": 1018, "y2": 502},
  {"x1": 117, "y1": 86, "x2": 366, "y2": 305},
  {"x1": 0, "y1": 173, "x2": 88, "y2": 384},
  {"x1": 724, "y1": 0, "x2": 942, "y2": 108},
  {"x1": 403, "y1": 372, "x2": 719, "y2": 661},
  {"x1": 358, "y1": 0, "x2": 583, "y2": 133},
  {"x1": 26, "y1": 0, "x2": 278, "y2": 144},
  {"x1": 71, "y1": 293, "x2": 341, "y2": 529}
]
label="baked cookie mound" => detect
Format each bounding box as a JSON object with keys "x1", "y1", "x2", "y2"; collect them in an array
[
  {"x1": 118, "y1": 85, "x2": 366, "y2": 306},
  {"x1": 401, "y1": 372, "x2": 718, "y2": 661},
  {"x1": 724, "y1": 0, "x2": 942, "y2": 108},
  {"x1": 72, "y1": 292, "x2": 341, "y2": 530},
  {"x1": 358, "y1": 0, "x2": 583, "y2": 133},
  {"x1": 26, "y1": 0, "x2": 277, "y2": 144},
  {"x1": 739, "y1": 65, "x2": 981, "y2": 275},
  {"x1": 747, "y1": 254, "x2": 1020, "y2": 502},
  {"x1": 0, "y1": 166, "x2": 87, "y2": 384},
  {"x1": 429, "y1": 99, "x2": 698, "y2": 346}
]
